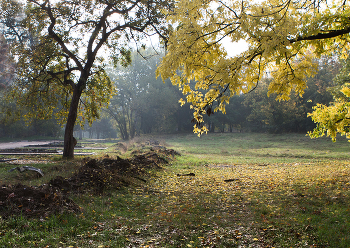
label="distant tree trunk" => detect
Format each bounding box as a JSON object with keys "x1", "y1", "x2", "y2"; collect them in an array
[
  {"x1": 89, "y1": 129, "x2": 93, "y2": 138},
  {"x1": 129, "y1": 110, "x2": 136, "y2": 139},
  {"x1": 229, "y1": 124, "x2": 233, "y2": 132},
  {"x1": 209, "y1": 122, "x2": 215, "y2": 133},
  {"x1": 121, "y1": 118, "x2": 129, "y2": 140},
  {"x1": 78, "y1": 129, "x2": 83, "y2": 140},
  {"x1": 63, "y1": 85, "x2": 83, "y2": 158}
]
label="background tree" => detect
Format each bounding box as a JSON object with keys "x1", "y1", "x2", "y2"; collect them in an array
[
  {"x1": 82, "y1": 117, "x2": 117, "y2": 139},
  {"x1": 106, "y1": 49, "x2": 184, "y2": 140},
  {"x1": 0, "y1": 34, "x2": 14, "y2": 88},
  {"x1": 138, "y1": 69, "x2": 183, "y2": 134},
  {"x1": 244, "y1": 79, "x2": 316, "y2": 133},
  {"x1": 203, "y1": 94, "x2": 249, "y2": 133},
  {"x1": 242, "y1": 57, "x2": 338, "y2": 133},
  {"x1": 156, "y1": 0, "x2": 350, "y2": 135},
  {"x1": 0, "y1": 0, "x2": 172, "y2": 157},
  {"x1": 309, "y1": 55, "x2": 350, "y2": 141}
]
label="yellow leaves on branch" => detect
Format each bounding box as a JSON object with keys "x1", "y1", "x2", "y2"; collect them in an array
[
  {"x1": 341, "y1": 86, "x2": 350, "y2": 98},
  {"x1": 4, "y1": 64, "x2": 115, "y2": 128},
  {"x1": 269, "y1": 51, "x2": 319, "y2": 101},
  {"x1": 156, "y1": 0, "x2": 350, "y2": 136},
  {"x1": 308, "y1": 84, "x2": 350, "y2": 141},
  {"x1": 78, "y1": 70, "x2": 116, "y2": 127}
]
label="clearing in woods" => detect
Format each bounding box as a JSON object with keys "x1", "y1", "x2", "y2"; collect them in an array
[{"x1": 0, "y1": 133, "x2": 349, "y2": 247}]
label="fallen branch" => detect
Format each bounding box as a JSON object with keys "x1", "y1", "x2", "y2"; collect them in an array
[
  {"x1": 224, "y1": 178, "x2": 239, "y2": 182},
  {"x1": 8, "y1": 166, "x2": 44, "y2": 177},
  {"x1": 177, "y1": 173, "x2": 195, "y2": 177}
]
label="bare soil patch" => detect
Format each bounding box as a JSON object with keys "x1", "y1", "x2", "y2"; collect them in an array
[{"x1": 0, "y1": 184, "x2": 80, "y2": 219}]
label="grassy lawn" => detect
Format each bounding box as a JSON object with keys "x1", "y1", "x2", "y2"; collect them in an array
[{"x1": 0, "y1": 132, "x2": 350, "y2": 247}]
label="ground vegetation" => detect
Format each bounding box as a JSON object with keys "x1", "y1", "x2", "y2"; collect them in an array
[{"x1": 0, "y1": 133, "x2": 349, "y2": 247}]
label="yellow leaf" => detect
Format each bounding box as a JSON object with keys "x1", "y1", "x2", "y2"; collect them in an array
[{"x1": 341, "y1": 86, "x2": 350, "y2": 98}]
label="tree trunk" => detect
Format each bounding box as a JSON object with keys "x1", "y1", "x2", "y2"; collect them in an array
[
  {"x1": 63, "y1": 86, "x2": 83, "y2": 158},
  {"x1": 209, "y1": 122, "x2": 215, "y2": 133},
  {"x1": 79, "y1": 129, "x2": 83, "y2": 140},
  {"x1": 229, "y1": 124, "x2": 233, "y2": 133}
]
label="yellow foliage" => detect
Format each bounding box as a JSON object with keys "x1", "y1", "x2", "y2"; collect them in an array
[
  {"x1": 156, "y1": 0, "x2": 350, "y2": 136},
  {"x1": 340, "y1": 86, "x2": 350, "y2": 98},
  {"x1": 308, "y1": 84, "x2": 350, "y2": 141}
]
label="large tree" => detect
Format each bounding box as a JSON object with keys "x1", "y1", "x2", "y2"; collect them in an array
[
  {"x1": 156, "y1": 0, "x2": 350, "y2": 136},
  {"x1": 0, "y1": 0, "x2": 171, "y2": 157}
]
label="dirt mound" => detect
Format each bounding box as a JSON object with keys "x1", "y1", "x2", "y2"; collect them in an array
[
  {"x1": 0, "y1": 184, "x2": 80, "y2": 218},
  {"x1": 49, "y1": 149, "x2": 178, "y2": 194},
  {"x1": 49, "y1": 157, "x2": 133, "y2": 194},
  {"x1": 152, "y1": 147, "x2": 181, "y2": 157},
  {"x1": 0, "y1": 148, "x2": 179, "y2": 219},
  {"x1": 132, "y1": 147, "x2": 181, "y2": 158}
]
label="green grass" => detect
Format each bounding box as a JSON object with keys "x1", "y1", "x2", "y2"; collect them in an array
[
  {"x1": 1, "y1": 132, "x2": 350, "y2": 247},
  {"x1": 166, "y1": 132, "x2": 350, "y2": 163}
]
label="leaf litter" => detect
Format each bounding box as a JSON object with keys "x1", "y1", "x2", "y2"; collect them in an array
[{"x1": 119, "y1": 160, "x2": 350, "y2": 247}]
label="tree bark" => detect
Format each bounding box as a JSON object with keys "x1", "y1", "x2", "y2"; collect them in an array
[{"x1": 63, "y1": 85, "x2": 83, "y2": 158}]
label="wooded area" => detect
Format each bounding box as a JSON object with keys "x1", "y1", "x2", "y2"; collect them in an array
[
  {"x1": 0, "y1": 1, "x2": 350, "y2": 246},
  {"x1": 0, "y1": 0, "x2": 349, "y2": 154},
  {"x1": 0, "y1": 49, "x2": 346, "y2": 139}
]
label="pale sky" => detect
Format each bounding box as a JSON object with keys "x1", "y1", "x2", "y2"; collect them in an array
[{"x1": 223, "y1": 39, "x2": 249, "y2": 57}]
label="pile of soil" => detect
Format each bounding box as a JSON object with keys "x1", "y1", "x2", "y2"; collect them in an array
[
  {"x1": 132, "y1": 146, "x2": 181, "y2": 158},
  {"x1": 49, "y1": 156, "x2": 140, "y2": 194},
  {"x1": 49, "y1": 148, "x2": 179, "y2": 194},
  {"x1": 0, "y1": 147, "x2": 179, "y2": 219},
  {"x1": 0, "y1": 184, "x2": 80, "y2": 218}
]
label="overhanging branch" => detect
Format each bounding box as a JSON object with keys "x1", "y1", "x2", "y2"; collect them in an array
[{"x1": 289, "y1": 26, "x2": 350, "y2": 43}]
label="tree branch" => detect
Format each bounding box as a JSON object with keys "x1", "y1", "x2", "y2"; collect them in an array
[
  {"x1": 289, "y1": 26, "x2": 350, "y2": 43},
  {"x1": 30, "y1": 0, "x2": 84, "y2": 72}
]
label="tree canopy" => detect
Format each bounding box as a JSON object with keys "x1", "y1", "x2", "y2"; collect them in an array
[
  {"x1": 156, "y1": 0, "x2": 350, "y2": 136},
  {"x1": 0, "y1": 0, "x2": 172, "y2": 157}
]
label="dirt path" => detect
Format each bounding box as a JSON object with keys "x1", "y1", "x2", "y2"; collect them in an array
[{"x1": 0, "y1": 140, "x2": 60, "y2": 149}]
